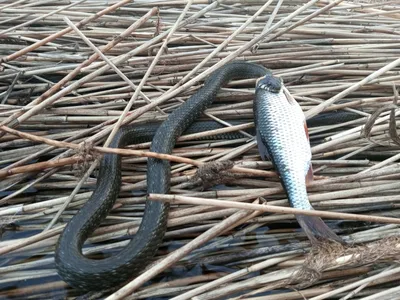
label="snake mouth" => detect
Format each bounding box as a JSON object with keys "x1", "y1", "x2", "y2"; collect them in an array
[
  {"x1": 256, "y1": 74, "x2": 283, "y2": 93},
  {"x1": 255, "y1": 76, "x2": 264, "y2": 87}
]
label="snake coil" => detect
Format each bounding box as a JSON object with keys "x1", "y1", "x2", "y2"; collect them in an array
[{"x1": 55, "y1": 62, "x2": 269, "y2": 290}]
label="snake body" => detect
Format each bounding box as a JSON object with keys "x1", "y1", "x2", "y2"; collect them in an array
[{"x1": 55, "y1": 62, "x2": 269, "y2": 290}]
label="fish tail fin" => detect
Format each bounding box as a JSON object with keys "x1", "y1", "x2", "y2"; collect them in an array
[{"x1": 296, "y1": 215, "x2": 343, "y2": 245}]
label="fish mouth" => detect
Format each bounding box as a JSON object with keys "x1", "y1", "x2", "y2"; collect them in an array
[{"x1": 256, "y1": 74, "x2": 283, "y2": 93}]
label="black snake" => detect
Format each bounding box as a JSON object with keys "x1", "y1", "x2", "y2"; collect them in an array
[{"x1": 55, "y1": 62, "x2": 269, "y2": 290}]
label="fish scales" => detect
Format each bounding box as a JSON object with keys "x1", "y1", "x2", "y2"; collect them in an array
[
  {"x1": 255, "y1": 87, "x2": 312, "y2": 210},
  {"x1": 254, "y1": 74, "x2": 342, "y2": 244}
]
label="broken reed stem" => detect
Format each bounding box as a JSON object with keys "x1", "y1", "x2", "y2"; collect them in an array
[
  {"x1": 173, "y1": 0, "x2": 275, "y2": 87},
  {"x1": 305, "y1": 56, "x2": 400, "y2": 119},
  {"x1": 63, "y1": 15, "x2": 162, "y2": 115},
  {"x1": 147, "y1": 193, "x2": 400, "y2": 225},
  {"x1": 0, "y1": 2, "x2": 218, "y2": 137},
  {"x1": 101, "y1": 0, "x2": 191, "y2": 147},
  {"x1": 309, "y1": 266, "x2": 400, "y2": 300},
  {"x1": 0, "y1": 0, "x2": 131, "y2": 104},
  {"x1": 0, "y1": 225, "x2": 64, "y2": 256},
  {"x1": 0, "y1": 0, "x2": 132, "y2": 63},
  {"x1": 0, "y1": 156, "x2": 85, "y2": 178},
  {"x1": 0, "y1": 124, "x2": 276, "y2": 179},
  {"x1": 0, "y1": 0, "x2": 88, "y2": 35},
  {"x1": 106, "y1": 200, "x2": 260, "y2": 300},
  {"x1": 44, "y1": 10, "x2": 168, "y2": 224},
  {"x1": 43, "y1": 160, "x2": 99, "y2": 231},
  {"x1": 171, "y1": 255, "x2": 299, "y2": 300},
  {"x1": 0, "y1": 4, "x2": 157, "y2": 138}
]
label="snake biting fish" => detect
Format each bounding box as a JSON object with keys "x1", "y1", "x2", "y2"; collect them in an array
[{"x1": 54, "y1": 62, "x2": 351, "y2": 291}]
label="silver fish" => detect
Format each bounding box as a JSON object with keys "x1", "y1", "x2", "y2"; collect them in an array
[{"x1": 254, "y1": 74, "x2": 342, "y2": 244}]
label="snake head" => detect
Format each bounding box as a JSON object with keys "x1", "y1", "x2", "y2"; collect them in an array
[{"x1": 256, "y1": 74, "x2": 283, "y2": 93}]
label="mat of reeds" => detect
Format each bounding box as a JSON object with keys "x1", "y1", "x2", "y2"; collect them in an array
[{"x1": 1, "y1": 0, "x2": 400, "y2": 299}]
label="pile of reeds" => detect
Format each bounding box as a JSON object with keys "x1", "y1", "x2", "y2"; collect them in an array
[{"x1": 1, "y1": 0, "x2": 400, "y2": 299}]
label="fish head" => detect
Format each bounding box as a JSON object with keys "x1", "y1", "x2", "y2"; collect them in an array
[{"x1": 256, "y1": 74, "x2": 283, "y2": 93}]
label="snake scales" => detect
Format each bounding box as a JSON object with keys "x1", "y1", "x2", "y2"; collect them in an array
[{"x1": 55, "y1": 62, "x2": 270, "y2": 290}]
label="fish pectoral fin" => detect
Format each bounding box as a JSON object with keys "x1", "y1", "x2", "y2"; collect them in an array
[
  {"x1": 296, "y1": 215, "x2": 344, "y2": 245},
  {"x1": 303, "y1": 121, "x2": 310, "y2": 140},
  {"x1": 283, "y1": 87, "x2": 297, "y2": 105},
  {"x1": 305, "y1": 164, "x2": 313, "y2": 184},
  {"x1": 256, "y1": 129, "x2": 270, "y2": 161},
  {"x1": 304, "y1": 121, "x2": 313, "y2": 184}
]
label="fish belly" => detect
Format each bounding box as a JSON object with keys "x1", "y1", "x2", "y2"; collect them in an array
[{"x1": 255, "y1": 90, "x2": 311, "y2": 210}]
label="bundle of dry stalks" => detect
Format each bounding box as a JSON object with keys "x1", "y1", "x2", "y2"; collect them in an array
[{"x1": 1, "y1": 0, "x2": 400, "y2": 299}]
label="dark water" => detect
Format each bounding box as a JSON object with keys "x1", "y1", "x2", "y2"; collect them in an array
[
  {"x1": 0, "y1": 227, "x2": 267, "y2": 299},
  {"x1": 1, "y1": 211, "x2": 369, "y2": 300}
]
